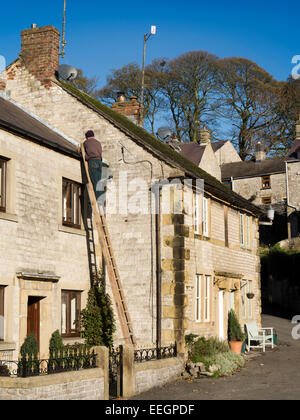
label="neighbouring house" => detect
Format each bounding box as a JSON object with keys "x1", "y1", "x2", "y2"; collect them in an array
[
  {"x1": 0, "y1": 24, "x2": 263, "y2": 361},
  {"x1": 221, "y1": 136, "x2": 300, "y2": 244}
]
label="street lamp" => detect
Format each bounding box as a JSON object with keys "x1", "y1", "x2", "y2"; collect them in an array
[{"x1": 140, "y1": 25, "x2": 157, "y2": 126}]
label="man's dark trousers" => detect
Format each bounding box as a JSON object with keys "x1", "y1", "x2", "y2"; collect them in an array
[{"x1": 88, "y1": 159, "x2": 103, "y2": 200}]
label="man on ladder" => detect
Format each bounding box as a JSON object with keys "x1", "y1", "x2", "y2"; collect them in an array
[{"x1": 81, "y1": 130, "x2": 103, "y2": 200}]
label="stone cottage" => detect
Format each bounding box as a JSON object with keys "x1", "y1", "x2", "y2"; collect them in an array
[{"x1": 0, "y1": 24, "x2": 263, "y2": 360}]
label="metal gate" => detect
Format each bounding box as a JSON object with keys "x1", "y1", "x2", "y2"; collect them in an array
[{"x1": 109, "y1": 346, "x2": 122, "y2": 399}]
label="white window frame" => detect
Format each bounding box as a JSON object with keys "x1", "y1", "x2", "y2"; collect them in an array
[
  {"x1": 246, "y1": 215, "x2": 251, "y2": 249},
  {"x1": 204, "y1": 275, "x2": 211, "y2": 322},
  {"x1": 193, "y1": 192, "x2": 200, "y2": 234},
  {"x1": 202, "y1": 197, "x2": 209, "y2": 237},
  {"x1": 195, "y1": 275, "x2": 202, "y2": 322},
  {"x1": 240, "y1": 213, "x2": 245, "y2": 247}
]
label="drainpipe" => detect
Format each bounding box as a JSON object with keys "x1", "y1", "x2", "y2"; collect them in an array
[
  {"x1": 154, "y1": 184, "x2": 162, "y2": 349},
  {"x1": 285, "y1": 161, "x2": 298, "y2": 240}
]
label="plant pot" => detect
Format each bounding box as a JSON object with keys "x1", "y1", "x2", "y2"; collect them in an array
[{"x1": 229, "y1": 341, "x2": 243, "y2": 354}]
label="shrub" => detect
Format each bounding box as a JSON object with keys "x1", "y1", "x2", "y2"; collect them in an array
[
  {"x1": 190, "y1": 336, "x2": 230, "y2": 360},
  {"x1": 81, "y1": 273, "x2": 116, "y2": 349},
  {"x1": 20, "y1": 333, "x2": 38, "y2": 360},
  {"x1": 49, "y1": 330, "x2": 64, "y2": 357},
  {"x1": 228, "y1": 309, "x2": 245, "y2": 342}
]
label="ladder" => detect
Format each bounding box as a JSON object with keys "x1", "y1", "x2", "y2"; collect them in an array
[{"x1": 81, "y1": 144, "x2": 136, "y2": 346}]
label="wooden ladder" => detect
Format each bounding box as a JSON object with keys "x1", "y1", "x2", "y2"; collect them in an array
[{"x1": 81, "y1": 144, "x2": 136, "y2": 346}]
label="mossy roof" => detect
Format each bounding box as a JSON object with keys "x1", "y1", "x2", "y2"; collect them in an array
[{"x1": 56, "y1": 79, "x2": 262, "y2": 217}]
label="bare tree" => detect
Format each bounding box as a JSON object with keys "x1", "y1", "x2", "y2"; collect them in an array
[{"x1": 215, "y1": 57, "x2": 280, "y2": 160}]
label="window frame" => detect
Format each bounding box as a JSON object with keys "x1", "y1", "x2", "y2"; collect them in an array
[
  {"x1": 240, "y1": 213, "x2": 245, "y2": 247},
  {"x1": 262, "y1": 196, "x2": 272, "y2": 205},
  {"x1": 62, "y1": 178, "x2": 82, "y2": 229},
  {"x1": 0, "y1": 157, "x2": 8, "y2": 213},
  {"x1": 262, "y1": 175, "x2": 271, "y2": 190},
  {"x1": 202, "y1": 197, "x2": 209, "y2": 237},
  {"x1": 204, "y1": 275, "x2": 211, "y2": 322},
  {"x1": 195, "y1": 275, "x2": 202, "y2": 322},
  {"x1": 246, "y1": 215, "x2": 251, "y2": 249},
  {"x1": 61, "y1": 290, "x2": 81, "y2": 338},
  {"x1": 0, "y1": 286, "x2": 5, "y2": 341},
  {"x1": 193, "y1": 192, "x2": 200, "y2": 234}
]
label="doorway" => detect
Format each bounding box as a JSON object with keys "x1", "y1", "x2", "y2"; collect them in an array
[
  {"x1": 27, "y1": 296, "x2": 42, "y2": 352},
  {"x1": 218, "y1": 291, "x2": 225, "y2": 340}
]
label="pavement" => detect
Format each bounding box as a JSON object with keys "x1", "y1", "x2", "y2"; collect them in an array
[{"x1": 131, "y1": 315, "x2": 300, "y2": 400}]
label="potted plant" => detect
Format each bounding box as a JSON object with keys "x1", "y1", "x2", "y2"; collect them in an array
[{"x1": 227, "y1": 309, "x2": 246, "y2": 355}]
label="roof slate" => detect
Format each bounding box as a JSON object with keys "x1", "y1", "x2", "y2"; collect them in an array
[
  {"x1": 0, "y1": 96, "x2": 78, "y2": 157},
  {"x1": 221, "y1": 157, "x2": 298, "y2": 180}
]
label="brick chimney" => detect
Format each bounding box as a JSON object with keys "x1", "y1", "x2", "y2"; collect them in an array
[
  {"x1": 111, "y1": 93, "x2": 142, "y2": 125},
  {"x1": 20, "y1": 25, "x2": 60, "y2": 88}
]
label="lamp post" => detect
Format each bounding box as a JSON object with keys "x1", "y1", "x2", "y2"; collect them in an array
[{"x1": 140, "y1": 25, "x2": 156, "y2": 126}]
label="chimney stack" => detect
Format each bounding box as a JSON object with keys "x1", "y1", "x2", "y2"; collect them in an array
[
  {"x1": 20, "y1": 25, "x2": 60, "y2": 88},
  {"x1": 111, "y1": 94, "x2": 142, "y2": 125},
  {"x1": 199, "y1": 126, "x2": 211, "y2": 144},
  {"x1": 255, "y1": 142, "x2": 266, "y2": 162}
]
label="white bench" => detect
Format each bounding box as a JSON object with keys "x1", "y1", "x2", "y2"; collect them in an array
[{"x1": 245, "y1": 322, "x2": 274, "y2": 352}]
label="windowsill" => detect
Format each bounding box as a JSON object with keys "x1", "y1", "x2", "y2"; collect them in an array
[
  {"x1": 0, "y1": 341, "x2": 16, "y2": 351},
  {"x1": 62, "y1": 337, "x2": 85, "y2": 346},
  {"x1": 194, "y1": 233, "x2": 210, "y2": 241},
  {"x1": 0, "y1": 212, "x2": 18, "y2": 223},
  {"x1": 58, "y1": 224, "x2": 86, "y2": 236}
]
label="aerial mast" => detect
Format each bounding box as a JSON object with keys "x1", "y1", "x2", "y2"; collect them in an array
[{"x1": 60, "y1": 0, "x2": 67, "y2": 58}]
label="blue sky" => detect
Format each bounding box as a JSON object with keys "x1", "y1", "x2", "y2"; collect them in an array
[{"x1": 1, "y1": 0, "x2": 299, "y2": 87}]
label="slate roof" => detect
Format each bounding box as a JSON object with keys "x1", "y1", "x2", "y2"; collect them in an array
[
  {"x1": 55, "y1": 80, "x2": 262, "y2": 216},
  {"x1": 0, "y1": 96, "x2": 78, "y2": 158},
  {"x1": 180, "y1": 143, "x2": 206, "y2": 166},
  {"x1": 211, "y1": 140, "x2": 228, "y2": 153},
  {"x1": 288, "y1": 139, "x2": 300, "y2": 158},
  {"x1": 221, "y1": 157, "x2": 294, "y2": 180}
]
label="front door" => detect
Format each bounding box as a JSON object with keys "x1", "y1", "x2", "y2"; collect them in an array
[
  {"x1": 27, "y1": 297, "x2": 41, "y2": 351},
  {"x1": 218, "y1": 291, "x2": 224, "y2": 340}
]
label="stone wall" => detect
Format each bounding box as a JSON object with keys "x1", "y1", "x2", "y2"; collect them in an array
[
  {"x1": 0, "y1": 346, "x2": 108, "y2": 400},
  {"x1": 0, "y1": 370, "x2": 105, "y2": 400},
  {"x1": 134, "y1": 358, "x2": 184, "y2": 396}
]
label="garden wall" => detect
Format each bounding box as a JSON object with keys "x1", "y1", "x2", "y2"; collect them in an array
[
  {"x1": 121, "y1": 345, "x2": 184, "y2": 398},
  {"x1": 0, "y1": 368, "x2": 105, "y2": 400},
  {"x1": 0, "y1": 346, "x2": 109, "y2": 401}
]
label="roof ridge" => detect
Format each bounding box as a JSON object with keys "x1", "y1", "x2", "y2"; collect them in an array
[{"x1": 54, "y1": 79, "x2": 262, "y2": 216}]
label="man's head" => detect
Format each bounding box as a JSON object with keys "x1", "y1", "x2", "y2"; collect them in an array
[{"x1": 85, "y1": 130, "x2": 95, "y2": 139}]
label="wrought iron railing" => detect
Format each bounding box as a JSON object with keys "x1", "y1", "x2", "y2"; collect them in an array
[
  {"x1": 134, "y1": 343, "x2": 177, "y2": 363},
  {"x1": 0, "y1": 348, "x2": 97, "y2": 378}
]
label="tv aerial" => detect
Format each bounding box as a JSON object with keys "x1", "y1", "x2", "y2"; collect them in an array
[{"x1": 58, "y1": 64, "x2": 78, "y2": 81}]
